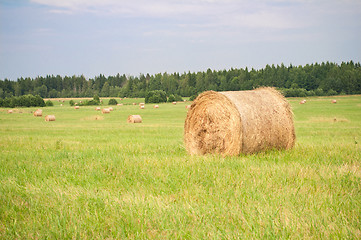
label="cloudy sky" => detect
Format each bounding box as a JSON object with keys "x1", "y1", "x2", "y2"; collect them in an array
[{"x1": 1, "y1": 0, "x2": 360, "y2": 80}]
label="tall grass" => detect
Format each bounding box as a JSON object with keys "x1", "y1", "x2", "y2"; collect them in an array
[{"x1": 1, "y1": 96, "x2": 360, "y2": 239}]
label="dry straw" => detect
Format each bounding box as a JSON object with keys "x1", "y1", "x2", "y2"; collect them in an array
[
  {"x1": 127, "y1": 115, "x2": 142, "y2": 123},
  {"x1": 184, "y1": 87, "x2": 295, "y2": 156},
  {"x1": 102, "y1": 108, "x2": 110, "y2": 114},
  {"x1": 33, "y1": 109, "x2": 42, "y2": 116},
  {"x1": 45, "y1": 115, "x2": 56, "y2": 121}
]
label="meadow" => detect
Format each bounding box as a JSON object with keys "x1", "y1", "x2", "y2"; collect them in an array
[{"x1": 0, "y1": 95, "x2": 360, "y2": 239}]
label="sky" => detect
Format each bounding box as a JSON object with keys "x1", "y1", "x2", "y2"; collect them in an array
[{"x1": 1, "y1": 0, "x2": 360, "y2": 80}]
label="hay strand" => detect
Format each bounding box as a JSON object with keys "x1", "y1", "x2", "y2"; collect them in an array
[
  {"x1": 127, "y1": 115, "x2": 142, "y2": 123},
  {"x1": 184, "y1": 87, "x2": 295, "y2": 156}
]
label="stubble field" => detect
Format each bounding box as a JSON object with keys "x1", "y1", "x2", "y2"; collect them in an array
[{"x1": 0, "y1": 95, "x2": 360, "y2": 239}]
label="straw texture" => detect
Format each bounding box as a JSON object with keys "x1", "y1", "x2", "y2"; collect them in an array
[{"x1": 184, "y1": 87, "x2": 295, "y2": 155}]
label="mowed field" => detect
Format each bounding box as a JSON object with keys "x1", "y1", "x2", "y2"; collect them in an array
[{"x1": 0, "y1": 95, "x2": 360, "y2": 239}]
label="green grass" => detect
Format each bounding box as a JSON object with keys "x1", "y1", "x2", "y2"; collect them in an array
[{"x1": 1, "y1": 96, "x2": 360, "y2": 239}]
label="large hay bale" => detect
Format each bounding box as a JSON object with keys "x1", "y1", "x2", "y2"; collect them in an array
[
  {"x1": 45, "y1": 115, "x2": 56, "y2": 121},
  {"x1": 33, "y1": 109, "x2": 42, "y2": 116},
  {"x1": 184, "y1": 87, "x2": 295, "y2": 156},
  {"x1": 102, "y1": 108, "x2": 110, "y2": 114},
  {"x1": 127, "y1": 115, "x2": 142, "y2": 123}
]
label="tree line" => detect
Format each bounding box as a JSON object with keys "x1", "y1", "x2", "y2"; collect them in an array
[{"x1": 1, "y1": 61, "x2": 360, "y2": 99}]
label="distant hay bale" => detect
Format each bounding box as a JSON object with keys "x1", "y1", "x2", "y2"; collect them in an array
[
  {"x1": 332, "y1": 99, "x2": 337, "y2": 103},
  {"x1": 45, "y1": 115, "x2": 56, "y2": 121},
  {"x1": 172, "y1": 102, "x2": 177, "y2": 105},
  {"x1": 102, "y1": 108, "x2": 110, "y2": 114},
  {"x1": 74, "y1": 106, "x2": 79, "y2": 109},
  {"x1": 117, "y1": 103, "x2": 123, "y2": 106},
  {"x1": 140, "y1": 105, "x2": 145, "y2": 109},
  {"x1": 33, "y1": 109, "x2": 42, "y2": 117},
  {"x1": 184, "y1": 87, "x2": 295, "y2": 156},
  {"x1": 154, "y1": 105, "x2": 159, "y2": 108},
  {"x1": 132, "y1": 103, "x2": 136, "y2": 105},
  {"x1": 299, "y1": 100, "x2": 306, "y2": 104},
  {"x1": 109, "y1": 107, "x2": 113, "y2": 111},
  {"x1": 75, "y1": 102, "x2": 78, "y2": 105},
  {"x1": 127, "y1": 115, "x2": 142, "y2": 123},
  {"x1": 80, "y1": 101, "x2": 83, "y2": 103},
  {"x1": 95, "y1": 107, "x2": 101, "y2": 111},
  {"x1": 186, "y1": 105, "x2": 191, "y2": 109},
  {"x1": 139, "y1": 102, "x2": 145, "y2": 106},
  {"x1": 7, "y1": 109, "x2": 13, "y2": 114}
]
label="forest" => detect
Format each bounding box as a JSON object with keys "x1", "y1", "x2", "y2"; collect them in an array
[{"x1": 1, "y1": 61, "x2": 360, "y2": 99}]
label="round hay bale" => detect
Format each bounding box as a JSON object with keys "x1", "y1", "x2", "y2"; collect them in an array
[
  {"x1": 109, "y1": 107, "x2": 113, "y2": 111},
  {"x1": 172, "y1": 102, "x2": 177, "y2": 105},
  {"x1": 299, "y1": 100, "x2": 305, "y2": 104},
  {"x1": 102, "y1": 108, "x2": 110, "y2": 114},
  {"x1": 140, "y1": 105, "x2": 145, "y2": 109},
  {"x1": 33, "y1": 109, "x2": 42, "y2": 117},
  {"x1": 132, "y1": 103, "x2": 136, "y2": 105},
  {"x1": 127, "y1": 115, "x2": 142, "y2": 123},
  {"x1": 139, "y1": 102, "x2": 145, "y2": 106},
  {"x1": 74, "y1": 106, "x2": 79, "y2": 109},
  {"x1": 154, "y1": 105, "x2": 159, "y2": 108},
  {"x1": 95, "y1": 107, "x2": 101, "y2": 111},
  {"x1": 117, "y1": 103, "x2": 123, "y2": 106},
  {"x1": 45, "y1": 115, "x2": 56, "y2": 121},
  {"x1": 7, "y1": 109, "x2": 13, "y2": 114},
  {"x1": 332, "y1": 99, "x2": 337, "y2": 103},
  {"x1": 184, "y1": 87, "x2": 295, "y2": 156}
]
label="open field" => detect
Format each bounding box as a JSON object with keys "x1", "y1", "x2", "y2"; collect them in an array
[{"x1": 1, "y1": 95, "x2": 360, "y2": 239}]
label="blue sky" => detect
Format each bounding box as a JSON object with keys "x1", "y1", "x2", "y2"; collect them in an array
[{"x1": 1, "y1": 0, "x2": 360, "y2": 80}]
